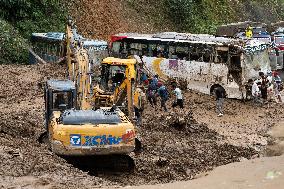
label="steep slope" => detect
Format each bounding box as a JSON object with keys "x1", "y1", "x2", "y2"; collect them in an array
[{"x1": 68, "y1": 0, "x2": 284, "y2": 40}]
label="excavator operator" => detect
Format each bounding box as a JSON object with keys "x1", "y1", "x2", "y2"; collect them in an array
[
  {"x1": 112, "y1": 69, "x2": 125, "y2": 84},
  {"x1": 54, "y1": 93, "x2": 66, "y2": 109}
]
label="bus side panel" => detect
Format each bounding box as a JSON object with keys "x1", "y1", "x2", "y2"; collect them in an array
[{"x1": 142, "y1": 56, "x2": 244, "y2": 99}]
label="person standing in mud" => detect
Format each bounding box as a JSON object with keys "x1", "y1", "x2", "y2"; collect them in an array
[
  {"x1": 172, "y1": 83, "x2": 184, "y2": 109},
  {"x1": 259, "y1": 72, "x2": 268, "y2": 103},
  {"x1": 157, "y1": 82, "x2": 169, "y2": 112},
  {"x1": 151, "y1": 75, "x2": 159, "y2": 87},
  {"x1": 214, "y1": 86, "x2": 226, "y2": 117},
  {"x1": 252, "y1": 79, "x2": 262, "y2": 105},
  {"x1": 146, "y1": 79, "x2": 157, "y2": 107},
  {"x1": 273, "y1": 71, "x2": 283, "y2": 103},
  {"x1": 133, "y1": 87, "x2": 146, "y2": 126}
]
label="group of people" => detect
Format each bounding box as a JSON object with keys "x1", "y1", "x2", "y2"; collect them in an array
[
  {"x1": 215, "y1": 71, "x2": 283, "y2": 118},
  {"x1": 145, "y1": 75, "x2": 184, "y2": 111},
  {"x1": 251, "y1": 71, "x2": 283, "y2": 104},
  {"x1": 133, "y1": 70, "x2": 283, "y2": 125},
  {"x1": 134, "y1": 74, "x2": 184, "y2": 125}
]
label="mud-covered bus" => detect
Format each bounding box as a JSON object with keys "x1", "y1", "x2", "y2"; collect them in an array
[
  {"x1": 110, "y1": 32, "x2": 271, "y2": 99},
  {"x1": 30, "y1": 32, "x2": 108, "y2": 65}
]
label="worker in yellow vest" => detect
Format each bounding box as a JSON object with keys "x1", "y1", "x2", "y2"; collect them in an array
[{"x1": 245, "y1": 24, "x2": 253, "y2": 39}]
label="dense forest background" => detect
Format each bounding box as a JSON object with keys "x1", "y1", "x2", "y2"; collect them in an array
[{"x1": 1, "y1": 0, "x2": 284, "y2": 64}]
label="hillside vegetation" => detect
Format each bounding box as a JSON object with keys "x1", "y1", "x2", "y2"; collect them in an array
[
  {"x1": 1, "y1": 0, "x2": 284, "y2": 64},
  {"x1": 0, "y1": 0, "x2": 66, "y2": 64},
  {"x1": 69, "y1": 0, "x2": 284, "y2": 39}
]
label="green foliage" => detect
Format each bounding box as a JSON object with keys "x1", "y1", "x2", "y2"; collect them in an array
[
  {"x1": 0, "y1": 19, "x2": 28, "y2": 64},
  {"x1": 126, "y1": 0, "x2": 284, "y2": 34},
  {"x1": 0, "y1": 0, "x2": 67, "y2": 39},
  {"x1": 163, "y1": 0, "x2": 194, "y2": 31},
  {"x1": 0, "y1": 0, "x2": 67, "y2": 64}
]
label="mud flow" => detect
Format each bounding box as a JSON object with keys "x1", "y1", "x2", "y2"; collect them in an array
[{"x1": 0, "y1": 64, "x2": 282, "y2": 188}]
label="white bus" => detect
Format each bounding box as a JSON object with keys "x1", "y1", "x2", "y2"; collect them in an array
[{"x1": 110, "y1": 32, "x2": 271, "y2": 99}]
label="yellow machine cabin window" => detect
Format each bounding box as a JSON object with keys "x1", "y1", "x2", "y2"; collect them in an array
[
  {"x1": 101, "y1": 64, "x2": 126, "y2": 92},
  {"x1": 52, "y1": 92, "x2": 72, "y2": 110}
]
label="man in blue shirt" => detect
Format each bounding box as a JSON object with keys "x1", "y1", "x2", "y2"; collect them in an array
[{"x1": 157, "y1": 82, "x2": 169, "y2": 112}]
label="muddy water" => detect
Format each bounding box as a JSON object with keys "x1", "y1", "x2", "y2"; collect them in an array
[{"x1": 265, "y1": 122, "x2": 284, "y2": 157}]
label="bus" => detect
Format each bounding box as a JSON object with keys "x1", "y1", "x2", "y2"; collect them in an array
[
  {"x1": 110, "y1": 32, "x2": 272, "y2": 99},
  {"x1": 30, "y1": 32, "x2": 65, "y2": 64},
  {"x1": 271, "y1": 32, "x2": 284, "y2": 70},
  {"x1": 30, "y1": 32, "x2": 108, "y2": 65}
]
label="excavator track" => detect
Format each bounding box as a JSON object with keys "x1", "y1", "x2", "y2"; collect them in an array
[{"x1": 63, "y1": 155, "x2": 135, "y2": 174}]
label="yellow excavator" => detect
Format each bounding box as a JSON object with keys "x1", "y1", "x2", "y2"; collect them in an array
[
  {"x1": 93, "y1": 57, "x2": 137, "y2": 117},
  {"x1": 41, "y1": 19, "x2": 140, "y2": 163}
]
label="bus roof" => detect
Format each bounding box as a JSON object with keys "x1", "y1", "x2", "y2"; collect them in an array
[
  {"x1": 112, "y1": 32, "x2": 241, "y2": 46},
  {"x1": 83, "y1": 40, "x2": 107, "y2": 47},
  {"x1": 32, "y1": 32, "x2": 107, "y2": 47},
  {"x1": 31, "y1": 32, "x2": 65, "y2": 42}
]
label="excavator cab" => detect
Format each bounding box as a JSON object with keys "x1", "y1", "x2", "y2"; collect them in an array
[
  {"x1": 100, "y1": 57, "x2": 136, "y2": 89},
  {"x1": 100, "y1": 64, "x2": 126, "y2": 91},
  {"x1": 98, "y1": 57, "x2": 137, "y2": 115},
  {"x1": 44, "y1": 79, "x2": 76, "y2": 129}
]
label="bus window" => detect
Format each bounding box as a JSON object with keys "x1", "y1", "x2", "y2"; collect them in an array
[
  {"x1": 168, "y1": 45, "x2": 176, "y2": 59},
  {"x1": 141, "y1": 43, "x2": 148, "y2": 56},
  {"x1": 112, "y1": 42, "x2": 121, "y2": 54},
  {"x1": 148, "y1": 43, "x2": 157, "y2": 57},
  {"x1": 189, "y1": 45, "x2": 202, "y2": 61},
  {"x1": 216, "y1": 51, "x2": 228, "y2": 63},
  {"x1": 215, "y1": 46, "x2": 229, "y2": 63},
  {"x1": 176, "y1": 45, "x2": 189, "y2": 60},
  {"x1": 130, "y1": 43, "x2": 139, "y2": 56},
  {"x1": 203, "y1": 50, "x2": 211, "y2": 62}
]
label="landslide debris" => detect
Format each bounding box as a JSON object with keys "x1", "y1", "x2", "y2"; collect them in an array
[{"x1": 0, "y1": 64, "x2": 276, "y2": 188}]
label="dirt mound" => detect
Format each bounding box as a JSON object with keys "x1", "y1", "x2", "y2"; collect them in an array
[
  {"x1": 67, "y1": 0, "x2": 125, "y2": 40},
  {"x1": 0, "y1": 64, "x2": 108, "y2": 188},
  {"x1": 114, "y1": 108, "x2": 256, "y2": 185}
]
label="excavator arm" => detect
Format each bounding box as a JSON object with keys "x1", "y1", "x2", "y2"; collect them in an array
[{"x1": 65, "y1": 20, "x2": 92, "y2": 110}]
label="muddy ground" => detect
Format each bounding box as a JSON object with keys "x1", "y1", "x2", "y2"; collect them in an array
[{"x1": 0, "y1": 64, "x2": 283, "y2": 188}]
